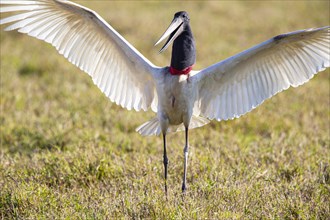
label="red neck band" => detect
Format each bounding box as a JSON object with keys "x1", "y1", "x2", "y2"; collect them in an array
[{"x1": 169, "y1": 66, "x2": 193, "y2": 75}]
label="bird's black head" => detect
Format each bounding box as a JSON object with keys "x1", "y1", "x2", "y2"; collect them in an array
[
  {"x1": 155, "y1": 11, "x2": 196, "y2": 71},
  {"x1": 174, "y1": 11, "x2": 190, "y2": 23}
]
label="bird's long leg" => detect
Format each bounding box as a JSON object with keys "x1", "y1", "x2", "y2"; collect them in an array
[
  {"x1": 182, "y1": 127, "x2": 189, "y2": 193},
  {"x1": 163, "y1": 133, "x2": 169, "y2": 196}
]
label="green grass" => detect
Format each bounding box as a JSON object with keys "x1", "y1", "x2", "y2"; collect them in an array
[{"x1": 1, "y1": 1, "x2": 329, "y2": 219}]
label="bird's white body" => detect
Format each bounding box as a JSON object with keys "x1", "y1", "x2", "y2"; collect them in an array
[
  {"x1": 159, "y1": 73, "x2": 192, "y2": 125},
  {"x1": 136, "y1": 69, "x2": 207, "y2": 136},
  {"x1": 157, "y1": 70, "x2": 195, "y2": 129}
]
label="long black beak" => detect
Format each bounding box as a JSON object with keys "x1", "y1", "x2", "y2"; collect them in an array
[{"x1": 155, "y1": 16, "x2": 184, "y2": 53}]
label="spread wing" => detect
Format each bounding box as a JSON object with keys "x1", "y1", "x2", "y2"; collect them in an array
[
  {"x1": 192, "y1": 27, "x2": 329, "y2": 121},
  {"x1": 0, "y1": 0, "x2": 159, "y2": 112}
]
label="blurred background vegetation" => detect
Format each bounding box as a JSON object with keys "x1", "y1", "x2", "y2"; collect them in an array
[{"x1": 0, "y1": 1, "x2": 329, "y2": 219}]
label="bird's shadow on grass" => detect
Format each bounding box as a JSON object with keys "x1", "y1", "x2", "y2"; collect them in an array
[{"x1": 18, "y1": 63, "x2": 46, "y2": 77}]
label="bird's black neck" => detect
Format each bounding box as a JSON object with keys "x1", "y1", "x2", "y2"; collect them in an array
[{"x1": 170, "y1": 25, "x2": 196, "y2": 71}]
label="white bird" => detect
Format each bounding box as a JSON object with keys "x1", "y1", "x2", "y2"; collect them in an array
[{"x1": 1, "y1": 0, "x2": 329, "y2": 194}]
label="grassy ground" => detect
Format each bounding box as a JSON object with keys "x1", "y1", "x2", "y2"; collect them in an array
[{"x1": 0, "y1": 1, "x2": 329, "y2": 219}]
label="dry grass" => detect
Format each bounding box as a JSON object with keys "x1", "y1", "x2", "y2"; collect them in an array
[{"x1": 0, "y1": 1, "x2": 329, "y2": 219}]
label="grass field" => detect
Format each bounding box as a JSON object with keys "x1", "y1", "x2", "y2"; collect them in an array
[{"x1": 0, "y1": 1, "x2": 329, "y2": 219}]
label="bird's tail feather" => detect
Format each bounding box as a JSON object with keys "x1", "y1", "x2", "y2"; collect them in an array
[
  {"x1": 136, "y1": 115, "x2": 210, "y2": 136},
  {"x1": 136, "y1": 117, "x2": 161, "y2": 136}
]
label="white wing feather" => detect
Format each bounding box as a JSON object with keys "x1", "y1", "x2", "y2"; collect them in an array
[
  {"x1": 0, "y1": 0, "x2": 159, "y2": 112},
  {"x1": 193, "y1": 27, "x2": 329, "y2": 121}
]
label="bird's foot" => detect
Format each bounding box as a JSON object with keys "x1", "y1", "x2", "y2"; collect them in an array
[{"x1": 181, "y1": 183, "x2": 187, "y2": 193}]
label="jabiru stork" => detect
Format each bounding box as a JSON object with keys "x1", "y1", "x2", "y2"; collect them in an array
[{"x1": 0, "y1": 0, "x2": 329, "y2": 194}]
